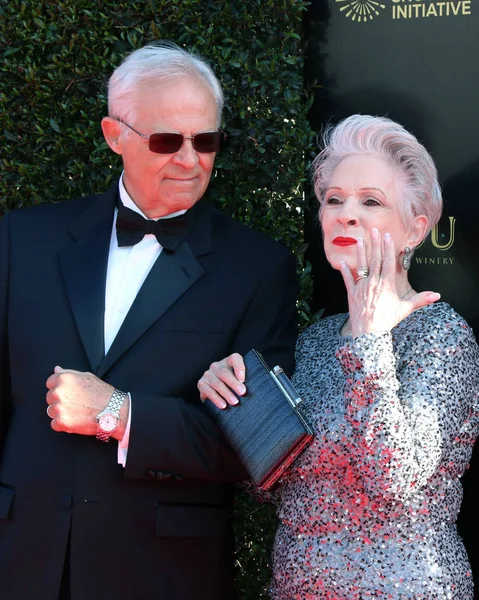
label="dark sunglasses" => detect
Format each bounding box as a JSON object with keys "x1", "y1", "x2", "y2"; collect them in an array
[{"x1": 113, "y1": 118, "x2": 226, "y2": 154}]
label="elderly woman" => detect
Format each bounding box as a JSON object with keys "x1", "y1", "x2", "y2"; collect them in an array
[{"x1": 198, "y1": 115, "x2": 479, "y2": 599}]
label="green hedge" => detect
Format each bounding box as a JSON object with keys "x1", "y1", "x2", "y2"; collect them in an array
[{"x1": 0, "y1": 1, "x2": 316, "y2": 597}]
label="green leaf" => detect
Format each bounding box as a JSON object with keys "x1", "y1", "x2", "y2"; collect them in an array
[
  {"x1": 4, "y1": 130, "x2": 18, "y2": 141},
  {"x1": 4, "y1": 47, "x2": 21, "y2": 57},
  {"x1": 49, "y1": 118, "x2": 61, "y2": 133}
]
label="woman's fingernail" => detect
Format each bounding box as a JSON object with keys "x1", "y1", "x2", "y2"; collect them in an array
[
  {"x1": 237, "y1": 384, "x2": 246, "y2": 395},
  {"x1": 230, "y1": 396, "x2": 239, "y2": 405},
  {"x1": 384, "y1": 232, "x2": 391, "y2": 243},
  {"x1": 219, "y1": 400, "x2": 227, "y2": 409},
  {"x1": 372, "y1": 228, "x2": 379, "y2": 239},
  {"x1": 340, "y1": 260, "x2": 347, "y2": 269},
  {"x1": 238, "y1": 370, "x2": 245, "y2": 383},
  {"x1": 357, "y1": 237, "x2": 364, "y2": 247}
]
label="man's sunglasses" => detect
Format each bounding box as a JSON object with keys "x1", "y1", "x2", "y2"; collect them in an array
[{"x1": 113, "y1": 118, "x2": 226, "y2": 154}]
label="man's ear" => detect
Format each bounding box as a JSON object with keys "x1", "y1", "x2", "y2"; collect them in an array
[
  {"x1": 101, "y1": 117, "x2": 123, "y2": 155},
  {"x1": 408, "y1": 214, "x2": 428, "y2": 249}
]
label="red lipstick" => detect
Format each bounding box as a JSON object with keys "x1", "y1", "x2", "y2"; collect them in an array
[{"x1": 333, "y1": 237, "x2": 357, "y2": 246}]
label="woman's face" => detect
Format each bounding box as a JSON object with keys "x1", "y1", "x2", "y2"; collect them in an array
[{"x1": 321, "y1": 154, "x2": 417, "y2": 273}]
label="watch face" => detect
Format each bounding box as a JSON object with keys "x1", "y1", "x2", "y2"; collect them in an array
[{"x1": 99, "y1": 413, "x2": 119, "y2": 433}]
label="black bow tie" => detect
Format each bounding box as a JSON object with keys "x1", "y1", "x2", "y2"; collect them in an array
[{"x1": 116, "y1": 203, "x2": 187, "y2": 251}]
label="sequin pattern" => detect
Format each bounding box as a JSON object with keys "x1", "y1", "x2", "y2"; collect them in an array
[{"x1": 269, "y1": 302, "x2": 479, "y2": 599}]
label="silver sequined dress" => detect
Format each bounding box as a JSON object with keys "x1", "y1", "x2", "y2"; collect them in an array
[{"x1": 269, "y1": 302, "x2": 479, "y2": 599}]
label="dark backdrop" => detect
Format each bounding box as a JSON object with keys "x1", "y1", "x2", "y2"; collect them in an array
[{"x1": 304, "y1": 0, "x2": 479, "y2": 592}]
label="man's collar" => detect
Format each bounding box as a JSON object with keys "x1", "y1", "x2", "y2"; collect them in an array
[{"x1": 68, "y1": 179, "x2": 212, "y2": 257}]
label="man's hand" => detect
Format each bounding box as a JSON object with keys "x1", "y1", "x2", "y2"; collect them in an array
[{"x1": 46, "y1": 366, "x2": 129, "y2": 440}]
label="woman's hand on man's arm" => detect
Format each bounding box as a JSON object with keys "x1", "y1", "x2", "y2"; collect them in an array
[{"x1": 197, "y1": 353, "x2": 247, "y2": 409}]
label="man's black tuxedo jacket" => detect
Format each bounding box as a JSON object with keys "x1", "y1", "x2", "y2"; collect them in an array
[{"x1": 0, "y1": 185, "x2": 297, "y2": 600}]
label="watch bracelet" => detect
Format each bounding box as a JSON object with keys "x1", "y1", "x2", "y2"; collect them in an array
[
  {"x1": 96, "y1": 429, "x2": 111, "y2": 442},
  {"x1": 107, "y1": 388, "x2": 127, "y2": 415}
]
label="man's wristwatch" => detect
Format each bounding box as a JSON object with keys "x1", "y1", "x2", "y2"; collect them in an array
[{"x1": 96, "y1": 388, "x2": 127, "y2": 442}]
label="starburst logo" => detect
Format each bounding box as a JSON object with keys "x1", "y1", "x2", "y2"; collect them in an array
[{"x1": 335, "y1": 0, "x2": 386, "y2": 22}]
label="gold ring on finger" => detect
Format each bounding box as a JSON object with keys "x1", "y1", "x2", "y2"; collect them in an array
[{"x1": 356, "y1": 268, "x2": 369, "y2": 281}]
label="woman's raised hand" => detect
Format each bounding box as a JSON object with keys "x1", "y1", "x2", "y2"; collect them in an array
[
  {"x1": 340, "y1": 228, "x2": 440, "y2": 337},
  {"x1": 197, "y1": 353, "x2": 246, "y2": 409}
]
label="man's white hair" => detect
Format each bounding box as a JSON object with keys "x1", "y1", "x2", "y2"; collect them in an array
[{"x1": 107, "y1": 41, "x2": 224, "y2": 127}]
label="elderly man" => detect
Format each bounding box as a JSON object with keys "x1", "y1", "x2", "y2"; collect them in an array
[{"x1": 0, "y1": 43, "x2": 297, "y2": 599}]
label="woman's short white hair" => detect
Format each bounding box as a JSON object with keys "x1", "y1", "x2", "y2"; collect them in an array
[
  {"x1": 312, "y1": 114, "x2": 443, "y2": 237},
  {"x1": 107, "y1": 41, "x2": 224, "y2": 126}
]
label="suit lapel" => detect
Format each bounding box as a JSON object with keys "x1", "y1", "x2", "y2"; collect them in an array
[
  {"x1": 59, "y1": 186, "x2": 117, "y2": 372},
  {"x1": 96, "y1": 242, "x2": 205, "y2": 378},
  {"x1": 96, "y1": 199, "x2": 212, "y2": 378}
]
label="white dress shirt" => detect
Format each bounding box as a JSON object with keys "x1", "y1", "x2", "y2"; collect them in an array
[{"x1": 104, "y1": 174, "x2": 185, "y2": 466}]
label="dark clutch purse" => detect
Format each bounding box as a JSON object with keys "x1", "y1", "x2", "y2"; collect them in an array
[{"x1": 206, "y1": 349, "x2": 314, "y2": 490}]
